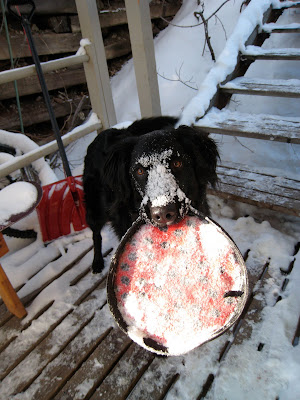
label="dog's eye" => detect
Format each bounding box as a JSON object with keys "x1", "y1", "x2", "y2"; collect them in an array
[
  {"x1": 172, "y1": 160, "x2": 183, "y2": 169},
  {"x1": 136, "y1": 167, "x2": 145, "y2": 176}
]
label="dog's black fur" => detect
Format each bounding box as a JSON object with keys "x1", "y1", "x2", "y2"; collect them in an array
[{"x1": 83, "y1": 116, "x2": 219, "y2": 273}]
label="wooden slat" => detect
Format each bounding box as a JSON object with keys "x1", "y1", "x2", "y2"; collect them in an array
[
  {"x1": 0, "y1": 65, "x2": 86, "y2": 101},
  {"x1": 22, "y1": 309, "x2": 115, "y2": 399},
  {"x1": 242, "y1": 46, "x2": 300, "y2": 60},
  {"x1": 1, "y1": 0, "x2": 182, "y2": 21},
  {"x1": 127, "y1": 357, "x2": 179, "y2": 399},
  {"x1": 54, "y1": 328, "x2": 132, "y2": 400},
  {"x1": 262, "y1": 23, "x2": 300, "y2": 33},
  {"x1": 220, "y1": 77, "x2": 300, "y2": 98},
  {"x1": 0, "y1": 32, "x2": 131, "y2": 64},
  {"x1": 0, "y1": 33, "x2": 81, "y2": 61},
  {"x1": 195, "y1": 109, "x2": 300, "y2": 144},
  {"x1": 0, "y1": 254, "x2": 104, "y2": 381},
  {"x1": 0, "y1": 93, "x2": 89, "y2": 131},
  {"x1": 0, "y1": 285, "x2": 108, "y2": 397},
  {"x1": 90, "y1": 342, "x2": 155, "y2": 400},
  {"x1": 207, "y1": 162, "x2": 300, "y2": 217}
]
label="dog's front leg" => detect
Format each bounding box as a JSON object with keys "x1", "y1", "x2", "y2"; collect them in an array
[{"x1": 91, "y1": 230, "x2": 105, "y2": 274}]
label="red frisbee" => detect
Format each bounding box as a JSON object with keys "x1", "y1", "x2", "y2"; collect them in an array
[{"x1": 107, "y1": 212, "x2": 248, "y2": 355}]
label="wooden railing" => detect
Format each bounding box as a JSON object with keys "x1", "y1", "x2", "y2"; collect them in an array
[{"x1": 0, "y1": 0, "x2": 161, "y2": 180}]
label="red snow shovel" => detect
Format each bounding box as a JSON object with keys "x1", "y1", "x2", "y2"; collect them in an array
[{"x1": 8, "y1": 0, "x2": 88, "y2": 242}]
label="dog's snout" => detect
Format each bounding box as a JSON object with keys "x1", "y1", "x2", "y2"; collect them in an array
[{"x1": 150, "y1": 204, "x2": 178, "y2": 226}]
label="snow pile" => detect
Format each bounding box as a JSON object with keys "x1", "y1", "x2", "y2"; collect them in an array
[{"x1": 0, "y1": 181, "x2": 38, "y2": 226}]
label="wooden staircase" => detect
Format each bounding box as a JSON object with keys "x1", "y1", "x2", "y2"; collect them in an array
[{"x1": 189, "y1": 0, "x2": 300, "y2": 216}]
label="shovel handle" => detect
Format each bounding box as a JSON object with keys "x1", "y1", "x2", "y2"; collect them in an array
[
  {"x1": 7, "y1": 0, "x2": 35, "y2": 21},
  {"x1": 8, "y1": 0, "x2": 72, "y2": 178}
]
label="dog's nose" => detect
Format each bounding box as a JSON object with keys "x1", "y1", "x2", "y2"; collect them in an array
[{"x1": 150, "y1": 204, "x2": 178, "y2": 226}]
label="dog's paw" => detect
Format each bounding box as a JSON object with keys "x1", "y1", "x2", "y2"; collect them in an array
[{"x1": 91, "y1": 259, "x2": 105, "y2": 274}]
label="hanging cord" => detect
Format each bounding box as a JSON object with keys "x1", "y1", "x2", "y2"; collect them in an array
[{"x1": 0, "y1": 0, "x2": 24, "y2": 133}]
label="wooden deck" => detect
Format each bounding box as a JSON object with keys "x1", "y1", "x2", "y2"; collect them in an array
[{"x1": 0, "y1": 221, "x2": 299, "y2": 399}]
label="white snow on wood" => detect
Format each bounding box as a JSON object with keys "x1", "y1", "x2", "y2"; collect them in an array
[
  {"x1": 243, "y1": 45, "x2": 300, "y2": 56},
  {"x1": 0, "y1": 182, "x2": 38, "y2": 226}
]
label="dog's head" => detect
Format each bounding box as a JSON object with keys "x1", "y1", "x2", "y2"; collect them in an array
[
  {"x1": 130, "y1": 125, "x2": 219, "y2": 226},
  {"x1": 104, "y1": 123, "x2": 218, "y2": 227}
]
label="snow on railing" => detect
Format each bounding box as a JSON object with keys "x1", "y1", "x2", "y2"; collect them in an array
[
  {"x1": 0, "y1": 39, "x2": 100, "y2": 183},
  {"x1": 177, "y1": 0, "x2": 296, "y2": 127},
  {"x1": 0, "y1": 114, "x2": 101, "y2": 183}
]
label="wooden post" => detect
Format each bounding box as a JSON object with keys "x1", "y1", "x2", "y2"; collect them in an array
[
  {"x1": 75, "y1": 0, "x2": 117, "y2": 128},
  {"x1": 0, "y1": 233, "x2": 27, "y2": 318},
  {"x1": 124, "y1": 0, "x2": 161, "y2": 118}
]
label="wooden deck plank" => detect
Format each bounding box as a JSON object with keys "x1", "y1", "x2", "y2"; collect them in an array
[
  {"x1": 0, "y1": 242, "x2": 62, "y2": 326},
  {"x1": 0, "y1": 278, "x2": 107, "y2": 393},
  {"x1": 90, "y1": 343, "x2": 155, "y2": 400},
  {"x1": 22, "y1": 306, "x2": 115, "y2": 400},
  {"x1": 197, "y1": 255, "x2": 297, "y2": 398},
  {"x1": 127, "y1": 357, "x2": 179, "y2": 400},
  {"x1": 0, "y1": 240, "x2": 93, "y2": 347},
  {"x1": 220, "y1": 77, "x2": 300, "y2": 98},
  {"x1": 195, "y1": 109, "x2": 300, "y2": 144},
  {"x1": 54, "y1": 328, "x2": 132, "y2": 400}
]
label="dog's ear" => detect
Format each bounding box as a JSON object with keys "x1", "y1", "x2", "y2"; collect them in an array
[
  {"x1": 104, "y1": 137, "x2": 137, "y2": 201},
  {"x1": 175, "y1": 125, "x2": 219, "y2": 187}
]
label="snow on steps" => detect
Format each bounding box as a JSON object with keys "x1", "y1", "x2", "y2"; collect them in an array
[
  {"x1": 220, "y1": 77, "x2": 300, "y2": 98},
  {"x1": 195, "y1": 108, "x2": 300, "y2": 144},
  {"x1": 262, "y1": 22, "x2": 300, "y2": 33},
  {"x1": 242, "y1": 45, "x2": 300, "y2": 60}
]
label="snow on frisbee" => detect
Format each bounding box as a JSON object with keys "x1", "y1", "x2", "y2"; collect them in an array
[
  {"x1": 0, "y1": 181, "x2": 42, "y2": 230},
  {"x1": 107, "y1": 213, "x2": 248, "y2": 355}
]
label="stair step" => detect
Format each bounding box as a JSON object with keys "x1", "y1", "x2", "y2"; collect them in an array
[
  {"x1": 279, "y1": 1, "x2": 300, "y2": 9},
  {"x1": 262, "y1": 23, "x2": 300, "y2": 33},
  {"x1": 242, "y1": 46, "x2": 300, "y2": 60},
  {"x1": 220, "y1": 77, "x2": 300, "y2": 98},
  {"x1": 208, "y1": 161, "x2": 300, "y2": 217},
  {"x1": 195, "y1": 108, "x2": 300, "y2": 143}
]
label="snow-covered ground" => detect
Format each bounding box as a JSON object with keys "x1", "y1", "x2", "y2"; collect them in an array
[{"x1": 0, "y1": 0, "x2": 299, "y2": 399}]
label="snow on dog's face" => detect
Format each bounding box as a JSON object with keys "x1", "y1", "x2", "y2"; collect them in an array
[{"x1": 130, "y1": 130, "x2": 193, "y2": 227}]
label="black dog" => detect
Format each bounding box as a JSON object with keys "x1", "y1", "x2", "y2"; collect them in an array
[{"x1": 83, "y1": 117, "x2": 219, "y2": 273}]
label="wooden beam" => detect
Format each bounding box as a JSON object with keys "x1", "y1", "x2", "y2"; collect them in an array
[
  {"x1": 0, "y1": 32, "x2": 131, "y2": 62},
  {"x1": 1, "y1": 0, "x2": 182, "y2": 20},
  {"x1": 75, "y1": 0, "x2": 116, "y2": 128},
  {"x1": 0, "y1": 65, "x2": 86, "y2": 100},
  {"x1": 0, "y1": 34, "x2": 132, "y2": 100},
  {"x1": 124, "y1": 0, "x2": 161, "y2": 118},
  {"x1": 0, "y1": 33, "x2": 82, "y2": 61},
  {"x1": 0, "y1": 94, "x2": 89, "y2": 130}
]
